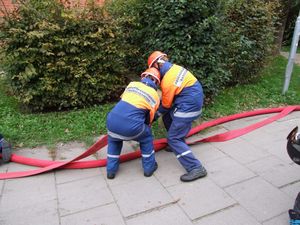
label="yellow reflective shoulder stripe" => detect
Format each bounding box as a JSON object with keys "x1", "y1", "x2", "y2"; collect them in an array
[
  {"x1": 122, "y1": 82, "x2": 159, "y2": 109},
  {"x1": 125, "y1": 86, "x2": 157, "y2": 108},
  {"x1": 121, "y1": 82, "x2": 159, "y2": 123}
]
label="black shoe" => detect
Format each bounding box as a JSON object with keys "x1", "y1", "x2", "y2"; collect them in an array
[
  {"x1": 144, "y1": 162, "x2": 158, "y2": 177},
  {"x1": 289, "y1": 209, "x2": 300, "y2": 224},
  {"x1": 180, "y1": 166, "x2": 207, "y2": 182},
  {"x1": 107, "y1": 172, "x2": 116, "y2": 179},
  {"x1": 290, "y1": 209, "x2": 300, "y2": 219}
]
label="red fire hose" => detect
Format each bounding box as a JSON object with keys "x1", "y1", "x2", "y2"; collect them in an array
[{"x1": 0, "y1": 105, "x2": 299, "y2": 179}]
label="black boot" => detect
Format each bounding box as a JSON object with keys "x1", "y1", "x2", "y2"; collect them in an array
[
  {"x1": 144, "y1": 162, "x2": 158, "y2": 177},
  {"x1": 180, "y1": 166, "x2": 207, "y2": 182},
  {"x1": 107, "y1": 172, "x2": 116, "y2": 179},
  {"x1": 289, "y1": 209, "x2": 300, "y2": 225}
]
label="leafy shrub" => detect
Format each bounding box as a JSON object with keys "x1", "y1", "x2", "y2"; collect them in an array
[
  {"x1": 108, "y1": 0, "x2": 280, "y2": 98},
  {"x1": 0, "y1": 0, "x2": 133, "y2": 111},
  {"x1": 107, "y1": 0, "x2": 231, "y2": 99},
  {"x1": 224, "y1": 0, "x2": 280, "y2": 84}
]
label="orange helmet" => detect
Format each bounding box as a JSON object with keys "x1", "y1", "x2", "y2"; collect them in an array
[
  {"x1": 147, "y1": 51, "x2": 167, "y2": 68},
  {"x1": 141, "y1": 67, "x2": 161, "y2": 84}
]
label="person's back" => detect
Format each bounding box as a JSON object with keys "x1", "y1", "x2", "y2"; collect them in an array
[
  {"x1": 106, "y1": 68, "x2": 161, "y2": 179},
  {"x1": 147, "y1": 51, "x2": 207, "y2": 182},
  {"x1": 107, "y1": 81, "x2": 159, "y2": 140}
]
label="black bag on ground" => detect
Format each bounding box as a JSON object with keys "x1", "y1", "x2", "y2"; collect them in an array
[{"x1": 0, "y1": 133, "x2": 12, "y2": 163}]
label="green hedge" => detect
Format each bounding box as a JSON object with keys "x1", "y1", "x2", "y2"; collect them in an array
[
  {"x1": 108, "y1": 0, "x2": 280, "y2": 98},
  {"x1": 224, "y1": 0, "x2": 280, "y2": 84},
  {"x1": 0, "y1": 0, "x2": 281, "y2": 111},
  {"x1": 0, "y1": 0, "x2": 133, "y2": 111},
  {"x1": 107, "y1": 0, "x2": 230, "y2": 99}
]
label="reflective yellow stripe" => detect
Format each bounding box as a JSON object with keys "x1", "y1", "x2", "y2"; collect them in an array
[{"x1": 121, "y1": 82, "x2": 160, "y2": 123}]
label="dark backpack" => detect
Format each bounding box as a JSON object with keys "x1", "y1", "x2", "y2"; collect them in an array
[{"x1": 0, "y1": 134, "x2": 12, "y2": 163}]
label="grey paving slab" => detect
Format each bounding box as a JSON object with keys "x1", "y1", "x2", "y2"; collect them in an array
[
  {"x1": 0, "y1": 163, "x2": 8, "y2": 196},
  {"x1": 109, "y1": 176, "x2": 173, "y2": 218},
  {"x1": 167, "y1": 178, "x2": 236, "y2": 220},
  {"x1": 57, "y1": 176, "x2": 113, "y2": 216},
  {"x1": 211, "y1": 138, "x2": 270, "y2": 164},
  {"x1": 153, "y1": 151, "x2": 184, "y2": 187},
  {"x1": 247, "y1": 155, "x2": 300, "y2": 187},
  {"x1": 0, "y1": 199, "x2": 59, "y2": 225},
  {"x1": 281, "y1": 181, "x2": 300, "y2": 199},
  {"x1": 262, "y1": 138, "x2": 293, "y2": 163},
  {"x1": 194, "y1": 205, "x2": 261, "y2": 225},
  {"x1": 259, "y1": 120, "x2": 295, "y2": 134},
  {"x1": 126, "y1": 204, "x2": 193, "y2": 225},
  {"x1": 1, "y1": 173, "x2": 56, "y2": 210},
  {"x1": 225, "y1": 177, "x2": 293, "y2": 222},
  {"x1": 61, "y1": 203, "x2": 126, "y2": 225},
  {"x1": 240, "y1": 129, "x2": 279, "y2": 146},
  {"x1": 192, "y1": 142, "x2": 227, "y2": 164},
  {"x1": 13, "y1": 145, "x2": 53, "y2": 159},
  {"x1": 55, "y1": 167, "x2": 101, "y2": 184},
  {"x1": 205, "y1": 157, "x2": 256, "y2": 187},
  {"x1": 55, "y1": 141, "x2": 95, "y2": 160},
  {"x1": 262, "y1": 212, "x2": 290, "y2": 225}
]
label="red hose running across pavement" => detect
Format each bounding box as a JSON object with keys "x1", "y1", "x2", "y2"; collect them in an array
[{"x1": 1, "y1": 105, "x2": 299, "y2": 179}]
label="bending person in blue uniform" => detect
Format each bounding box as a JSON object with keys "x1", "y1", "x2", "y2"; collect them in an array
[
  {"x1": 148, "y1": 51, "x2": 207, "y2": 182},
  {"x1": 106, "y1": 68, "x2": 161, "y2": 179}
]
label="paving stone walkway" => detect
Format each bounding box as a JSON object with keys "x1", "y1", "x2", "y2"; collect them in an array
[{"x1": 0, "y1": 111, "x2": 300, "y2": 225}]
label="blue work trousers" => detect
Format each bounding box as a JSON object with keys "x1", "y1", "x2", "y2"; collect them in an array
[
  {"x1": 106, "y1": 124, "x2": 156, "y2": 174},
  {"x1": 163, "y1": 110, "x2": 202, "y2": 172}
]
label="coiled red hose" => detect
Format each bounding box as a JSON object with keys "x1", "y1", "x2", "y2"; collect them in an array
[{"x1": 1, "y1": 106, "x2": 299, "y2": 179}]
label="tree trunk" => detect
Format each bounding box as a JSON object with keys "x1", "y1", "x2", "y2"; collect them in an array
[{"x1": 273, "y1": 0, "x2": 292, "y2": 55}]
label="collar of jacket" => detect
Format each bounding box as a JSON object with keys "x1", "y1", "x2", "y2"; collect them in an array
[
  {"x1": 141, "y1": 77, "x2": 158, "y2": 90},
  {"x1": 160, "y1": 61, "x2": 173, "y2": 78}
]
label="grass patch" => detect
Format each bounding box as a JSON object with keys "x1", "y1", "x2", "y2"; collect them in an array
[
  {"x1": 281, "y1": 44, "x2": 300, "y2": 54},
  {"x1": 202, "y1": 55, "x2": 300, "y2": 119},
  {"x1": 0, "y1": 55, "x2": 299, "y2": 148}
]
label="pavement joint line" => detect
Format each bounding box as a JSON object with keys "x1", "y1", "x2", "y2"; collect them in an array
[
  {"x1": 55, "y1": 173, "x2": 103, "y2": 185},
  {"x1": 102, "y1": 170, "x2": 127, "y2": 222},
  {"x1": 261, "y1": 211, "x2": 288, "y2": 223},
  {"x1": 124, "y1": 198, "x2": 180, "y2": 220},
  {"x1": 59, "y1": 202, "x2": 115, "y2": 218},
  {"x1": 191, "y1": 203, "x2": 239, "y2": 223},
  {"x1": 278, "y1": 179, "x2": 300, "y2": 189},
  {"x1": 219, "y1": 174, "x2": 259, "y2": 189},
  {"x1": 0, "y1": 165, "x2": 8, "y2": 202},
  {"x1": 54, "y1": 172, "x2": 62, "y2": 225}
]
